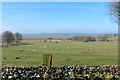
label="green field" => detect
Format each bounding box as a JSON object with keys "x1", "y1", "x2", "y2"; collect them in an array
[{"x1": 2, "y1": 40, "x2": 118, "y2": 66}]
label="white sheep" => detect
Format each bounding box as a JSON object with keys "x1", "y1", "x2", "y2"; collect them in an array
[
  {"x1": 43, "y1": 46, "x2": 47, "y2": 48},
  {"x1": 55, "y1": 47, "x2": 58, "y2": 49},
  {"x1": 32, "y1": 49, "x2": 36, "y2": 52},
  {"x1": 66, "y1": 47, "x2": 69, "y2": 49},
  {"x1": 20, "y1": 48, "x2": 23, "y2": 51},
  {"x1": 87, "y1": 49, "x2": 89, "y2": 51}
]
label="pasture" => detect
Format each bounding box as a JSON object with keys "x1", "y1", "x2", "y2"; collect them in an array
[{"x1": 2, "y1": 40, "x2": 118, "y2": 66}]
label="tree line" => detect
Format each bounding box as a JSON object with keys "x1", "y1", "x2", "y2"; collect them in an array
[
  {"x1": 2, "y1": 31, "x2": 23, "y2": 45},
  {"x1": 71, "y1": 36, "x2": 96, "y2": 42},
  {"x1": 109, "y1": 1, "x2": 120, "y2": 24},
  {"x1": 68, "y1": 34, "x2": 117, "y2": 42}
]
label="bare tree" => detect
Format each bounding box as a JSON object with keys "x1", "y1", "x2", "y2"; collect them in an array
[
  {"x1": 109, "y1": 0, "x2": 120, "y2": 24},
  {"x1": 72, "y1": 36, "x2": 96, "y2": 42},
  {"x1": 2, "y1": 31, "x2": 14, "y2": 45},
  {"x1": 15, "y1": 32, "x2": 22, "y2": 46}
]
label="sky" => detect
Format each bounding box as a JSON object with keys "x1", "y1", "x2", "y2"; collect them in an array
[{"x1": 2, "y1": 2, "x2": 118, "y2": 34}]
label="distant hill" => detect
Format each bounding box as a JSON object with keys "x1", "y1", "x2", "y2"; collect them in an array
[{"x1": 22, "y1": 33, "x2": 102, "y2": 37}]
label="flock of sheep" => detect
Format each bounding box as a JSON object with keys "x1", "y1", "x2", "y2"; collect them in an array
[
  {"x1": 3, "y1": 44, "x2": 94, "y2": 61},
  {"x1": 18, "y1": 45, "x2": 93, "y2": 52}
]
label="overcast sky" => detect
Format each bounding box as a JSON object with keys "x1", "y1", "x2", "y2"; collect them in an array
[{"x1": 2, "y1": 2, "x2": 118, "y2": 34}]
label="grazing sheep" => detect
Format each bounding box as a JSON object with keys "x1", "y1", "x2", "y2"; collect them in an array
[
  {"x1": 66, "y1": 47, "x2": 69, "y2": 49},
  {"x1": 43, "y1": 46, "x2": 47, "y2": 48},
  {"x1": 16, "y1": 57, "x2": 18, "y2": 59},
  {"x1": 32, "y1": 49, "x2": 36, "y2": 52},
  {"x1": 16, "y1": 57, "x2": 20, "y2": 59},
  {"x1": 87, "y1": 49, "x2": 89, "y2": 51},
  {"x1": 20, "y1": 48, "x2": 23, "y2": 51},
  {"x1": 4, "y1": 58, "x2": 7, "y2": 60},
  {"x1": 55, "y1": 47, "x2": 58, "y2": 49}
]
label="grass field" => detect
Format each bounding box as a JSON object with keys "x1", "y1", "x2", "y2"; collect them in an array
[{"x1": 2, "y1": 39, "x2": 118, "y2": 66}]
